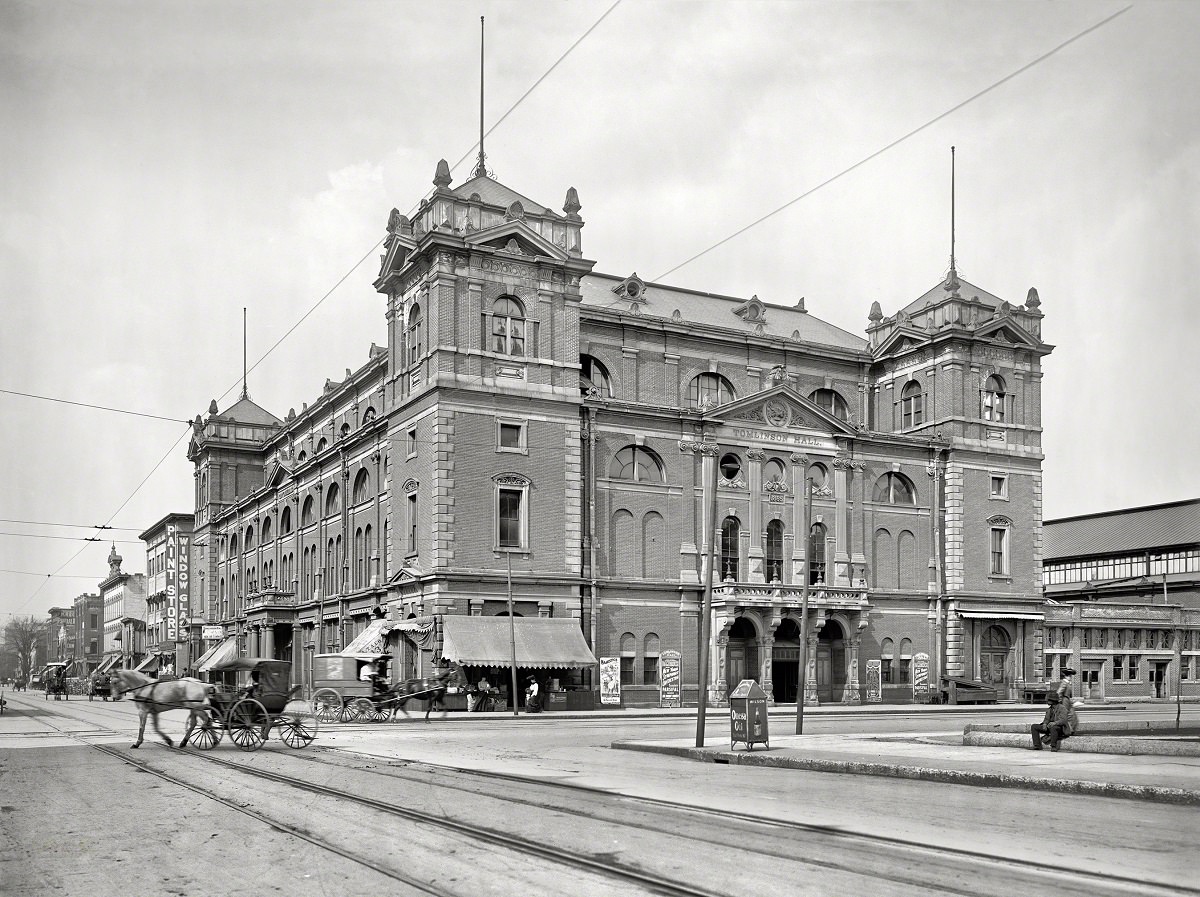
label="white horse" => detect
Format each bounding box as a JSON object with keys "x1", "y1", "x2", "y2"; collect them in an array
[{"x1": 111, "y1": 670, "x2": 215, "y2": 749}]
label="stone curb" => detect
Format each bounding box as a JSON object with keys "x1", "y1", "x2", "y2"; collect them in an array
[
  {"x1": 962, "y1": 730, "x2": 1200, "y2": 757},
  {"x1": 611, "y1": 740, "x2": 1200, "y2": 806}
]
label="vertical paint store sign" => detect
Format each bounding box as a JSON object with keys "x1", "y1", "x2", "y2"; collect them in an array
[
  {"x1": 164, "y1": 526, "x2": 177, "y2": 641},
  {"x1": 165, "y1": 524, "x2": 190, "y2": 643}
]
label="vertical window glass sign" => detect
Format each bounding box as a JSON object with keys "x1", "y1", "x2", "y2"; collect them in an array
[{"x1": 658, "y1": 649, "x2": 681, "y2": 708}]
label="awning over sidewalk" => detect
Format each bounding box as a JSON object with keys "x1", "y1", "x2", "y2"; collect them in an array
[
  {"x1": 133, "y1": 655, "x2": 160, "y2": 674},
  {"x1": 390, "y1": 616, "x2": 437, "y2": 649},
  {"x1": 342, "y1": 619, "x2": 388, "y2": 655},
  {"x1": 93, "y1": 655, "x2": 120, "y2": 676},
  {"x1": 440, "y1": 616, "x2": 597, "y2": 669},
  {"x1": 194, "y1": 636, "x2": 239, "y2": 673}
]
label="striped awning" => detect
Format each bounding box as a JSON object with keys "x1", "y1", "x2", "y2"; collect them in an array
[
  {"x1": 439, "y1": 616, "x2": 597, "y2": 670},
  {"x1": 194, "y1": 636, "x2": 239, "y2": 673},
  {"x1": 134, "y1": 655, "x2": 160, "y2": 673},
  {"x1": 93, "y1": 655, "x2": 120, "y2": 675}
]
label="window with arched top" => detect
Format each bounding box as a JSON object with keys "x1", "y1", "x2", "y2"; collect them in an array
[
  {"x1": 297, "y1": 450, "x2": 307, "y2": 463},
  {"x1": 244, "y1": 525, "x2": 254, "y2": 549},
  {"x1": 880, "y1": 637, "x2": 895, "y2": 683},
  {"x1": 353, "y1": 468, "x2": 371, "y2": 504},
  {"x1": 340, "y1": 423, "x2": 351, "y2": 438},
  {"x1": 689, "y1": 372, "x2": 735, "y2": 408},
  {"x1": 491, "y1": 296, "x2": 525, "y2": 356},
  {"x1": 643, "y1": 633, "x2": 661, "y2": 686},
  {"x1": 620, "y1": 632, "x2": 636, "y2": 686},
  {"x1": 324, "y1": 482, "x2": 341, "y2": 517},
  {"x1": 872, "y1": 472, "x2": 916, "y2": 505},
  {"x1": 982, "y1": 375, "x2": 1006, "y2": 422},
  {"x1": 280, "y1": 506, "x2": 292, "y2": 535},
  {"x1": 228, "y1": 534, "x2": 239, "y2": 558},
  {"x1": 261, "y1": 516, "x2": 272, "y2": 543},
  {"x1": 765, "y1": 519, "x2": 784, "y2": 583},
  {"x1": 901, "y1": 380, "x2": 924, "y2": 428},
  {"x1": 899, "y1": 637, "x2": 914, "y2": 683},
  {"x1": 316, "y1": 437, "x2": 328, "y2": 453},
  {"x1": 362, "y1": 406, "x2": 376, "y2": 424},
  {"x1": 301, "y1": 496, "x2": 314, "y2": 527},
  {"x1": 408, "y1": 304, "x2": 423, "y2": 366},
  {"x1": 721, "y1": 516, "x2": 741, "y2": 581},
  {"x1": 580, "y1": 354, "x2": 612, "y2": 397},
  {"x1": 808, "y1": 522, "x2": 827, "y2": 584},
  {"x1": 609, "y1": 446, "x2": 665, "y2": 483},
  {"x1": 809, "y1": 388, "x2": 849, "y2": 420}
]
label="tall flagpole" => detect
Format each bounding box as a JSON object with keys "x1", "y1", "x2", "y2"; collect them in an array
[
  {"x1": 241, "y1": 308, "x2": 248, "y2": 399},
  {"x1": 475, "y1": 16, "x2": 487, "y2": 179}
]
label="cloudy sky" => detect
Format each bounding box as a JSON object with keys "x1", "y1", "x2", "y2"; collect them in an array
[{"x1": 2, "y1": 0, "x2": 1197, "y2": 621}]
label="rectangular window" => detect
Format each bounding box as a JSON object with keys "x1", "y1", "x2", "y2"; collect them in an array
[
  {"x1": 407, "y1": 429, "x2": 418, "y2": 457},
  {"x1": 90, "y1": 614, "x2": 98, "y2": 629},
  {"x1": 881, "y1": 659, "x2": 893, "y2": 684},
  {"x1": 1128, "y1": 655, "x2": 1139, "y2": 680},
  {"x1": 498, "y1": 488, "x2": 523, "y2": 549},
  {"x1": 989, "y1": 527, "x2": 1009, "y2": 576},
  {"x1": 899, "y1": 658, "x2": 912, "y2": 684},
  {"x1": 407, "y1": 493, "x2": 418, "y2": 555},
  {"x1": 643, "y1": 656, "x2": 659, "y2": 686},
  {"x1": 1113, "y1": 655, "x2": 1124, "y2": 680},
  {"x1": 990, "y1": 475, "x2": 1008, "y2": 499},
  {"x1": 1181, "y1": 658, "x2": 1190, "y2": 681},
  {"x1": 497, "y1": 421, "x2": 525, "y2": 452},
  {"x1": 620, "y1": 655, "x2": 635, "y2": 687}
]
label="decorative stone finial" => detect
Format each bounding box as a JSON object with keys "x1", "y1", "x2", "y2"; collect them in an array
[
  {"x1": 433, "y1": 159, "x2": 452, "y2": 188},
  {"x1": 868, "y1": 301, "x2": 883, "y2": 323},
  {"x1": 563, "y1": 187, "x2": 581, "y2": 217},
  {"x1": 387, "y1": 208, "x2": 408, "y2": 235},
  {"x1": 107, "y1": 543, "x2": 123, "y2": 575},
  {"x1": 208, "y1": 399, "x2": 219, "y2": 415},
  {"x1": 1025, "y1": 287, "x2": 1041, "y2": 309},
  {"x1": 795, "y1": 296, "x2": 807, "y2": 314}
]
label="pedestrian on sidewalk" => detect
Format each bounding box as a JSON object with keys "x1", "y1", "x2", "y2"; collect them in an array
[
  {"x1": 1030, "y1": 692, "x2": 1071, "y2": 751},
  {"x1": 1056, "y1": 666, "x2": 1076, "y2": 703}
]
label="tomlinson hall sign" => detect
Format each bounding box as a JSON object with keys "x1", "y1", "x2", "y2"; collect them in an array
[{"x1": 165, "y1": 523, "x2": 190, "y2": 642}]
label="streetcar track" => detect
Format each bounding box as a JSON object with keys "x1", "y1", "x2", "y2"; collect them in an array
[{"x1": 11, "y1": 694, "x2": 1194, "y2": 897}]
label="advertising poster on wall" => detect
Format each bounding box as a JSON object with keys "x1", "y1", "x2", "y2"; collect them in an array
[
  {"x1": 599, "y1": 656, "x2": 621, "y2": 705},
  {"x1": 913, "y1": 651, "x2": 930, "y2": 699},
  {"x1": 865, "y1": 659, "x2": 882, "y2": 702},
  {"x1": 659, "y1": 649, "x2": 681, "y2": 708}
]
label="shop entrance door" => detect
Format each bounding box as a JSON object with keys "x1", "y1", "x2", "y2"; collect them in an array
[
  {"x1": 1152, "y1": 662, "x2": 1170, "y2": 698},
  {"x1": 979, "y1": 625, "x2": 1011, "y2": 693},
  {"x1": 1082, "y1": 661, "x2": 1104, "y2": 700}
]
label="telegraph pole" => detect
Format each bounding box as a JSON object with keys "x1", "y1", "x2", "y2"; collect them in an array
[{"x1": 795, "y1": 474, "x2": 813, "y2": 734}]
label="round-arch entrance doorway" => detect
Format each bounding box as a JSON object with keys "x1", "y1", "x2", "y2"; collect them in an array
[{"x1": 979, "y1": 624, "x2": 1010, "y2": 691}]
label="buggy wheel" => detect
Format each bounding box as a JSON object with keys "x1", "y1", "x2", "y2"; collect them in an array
[
  {"x1": 190, "y1": 721, "x2": 223, "y2": 750},
  {"x1": 367, "y1": 703, "x2": 392, "y2": 722},
  {"x1": 279, "y1": 714, "x2": 318, "y2": 749},
  {"x1": 228, "y1": 699, "x2": 269, "y2": 751},
  {"x1": 344, "y1": 697, "x2": 373, "y2": 722},
  {"x1": 312, "y1": 689, "x2": 343, "y2": 723}
]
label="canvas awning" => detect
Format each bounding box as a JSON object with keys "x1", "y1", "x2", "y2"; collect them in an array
[
  {"x1": 194, "y1": 636, "x2": 240, "y2": 673},
  {"x1": 134, "y1": 655, "x2": 160, "y2": 673},
  {"x1": 342, "y1": 619, "x2": 389, "y2": 655},
  {"x1": 959, "y1": 610, "x2": 1045, "y2": 621},
  {"x1": 93, "y1": 655, "x2": 120, "y2": 675},
  {"x1": 439, "y1": 616, "x2": 598, "y2": 669},
  {"x1": 390, "y1": 616, "x2": 437, "y2": 649}
]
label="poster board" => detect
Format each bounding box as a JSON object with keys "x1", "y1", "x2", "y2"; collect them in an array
[
  {"x1": 865, "y1": 659, "x2": 882, "y2": 702},
  {"x1": 599, "y1": 656, "x2": 621, "y2": 705},
  {"x1": 658, "y1": 649, "x2": 681, "y2": 708}
]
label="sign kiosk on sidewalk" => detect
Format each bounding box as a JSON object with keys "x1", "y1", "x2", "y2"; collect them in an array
[{"x1": 729, "y1": 679, "x2": 769, "y2": 751}]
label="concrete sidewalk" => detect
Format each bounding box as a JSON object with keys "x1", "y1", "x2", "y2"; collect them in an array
[{"x1": 612, "y1": 726, "x2": 1200, "y2": 805}]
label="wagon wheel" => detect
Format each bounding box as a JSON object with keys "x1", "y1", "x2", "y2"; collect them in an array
[
  {"x1": 190, "y1": 717, "x2": 224, "y2": 750},
  {"x1": 312, "y1": 688, "x2": 343, "y2": 723},
  {"x1": 228, "y1": 698, "x2": 269, "y2": 751},
  {"x1": 278, "y1": 712, "x2": 318, "y2": 749},
  {"x1": 348, "y1": 697, "x2": 375, "y2": 722},
  {"x1": 367, "y1": 702, "x2": 392, "y2": 722}
]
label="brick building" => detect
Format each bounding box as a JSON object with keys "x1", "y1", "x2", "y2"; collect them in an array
[
  {"x1": 1043, "y1": 498, "x2": 1200, "y2": 702},
  {"x1": 137, "y1": 513, "x2": 196, "y2": 678},
  {"x1": 71, "y1": 592, "x2": 103, "y2": 676},
  {"x1": 186, "y1": 156, "x2": 1053, "y2": 705}
]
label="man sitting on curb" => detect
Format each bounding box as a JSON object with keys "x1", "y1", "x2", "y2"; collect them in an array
[{"x1": 1030, "y1": 692, "x2": 1072, "y2": 751}]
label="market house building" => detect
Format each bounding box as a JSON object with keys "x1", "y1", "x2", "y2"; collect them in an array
[
  {"x1": 186, "y1": 155, "x2": 1054, "y2": 705},
  {"x1": 1043, "y1": 498, "x2": 1200, "y2": 702},
  {"x1": 71, "y1": 592, "x2": 103, "y2": 676}
]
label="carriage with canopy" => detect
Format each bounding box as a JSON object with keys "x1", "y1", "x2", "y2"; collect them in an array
[
  {"x1": 42, "y1": 662, "x2": 70, "y2": 700},
  {"x1": 189, "y1": 657, "x2": 318, "y2": 751},
  {"x1": 310, "y1": 652, "x2": 459, "y2": 723}
]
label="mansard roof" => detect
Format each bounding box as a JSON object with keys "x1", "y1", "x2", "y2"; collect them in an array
[
  {"x1": 216, "y1": 396, "x2": 282, "y2": 427},
  {"x1": 579, "y1": 272, "x2": 868, "y2": 353},
  {"x1": 899, "y1": 275, "x2": 1005, "y2": 315}
]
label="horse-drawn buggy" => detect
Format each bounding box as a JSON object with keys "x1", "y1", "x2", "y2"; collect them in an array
[
  {"x1": 42, "y1": 662, "x2": 70, "y2": 701},
  {"x1": 88, "y1": 672, "x2": 113, "y2": 701},
  {"x1": 311, "y1": 653, "x2": 458, "y2": 723},
  {"x1": 111, "y1": 658, "x2": 317, "y2": 752}
]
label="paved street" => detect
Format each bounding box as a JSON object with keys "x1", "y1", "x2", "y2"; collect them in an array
[{"x1": 2, "y1": 692, "x2": 1193, "y2": 896}]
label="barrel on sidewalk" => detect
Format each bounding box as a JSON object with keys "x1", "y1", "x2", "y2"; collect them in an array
[{"x1": 729, "y1": 679, "x2": 769, "y2": 751}]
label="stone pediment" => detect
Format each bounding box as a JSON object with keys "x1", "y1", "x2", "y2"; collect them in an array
[
  {"x1": 974, "y1": 317, "x2": 1042, "y2": 348},
  {"x1": 465, "y1": 219, "x2": 569, "y2": 261},
  {"x1": 706, "y1": 384, "x2": 856, "y2": 435}
]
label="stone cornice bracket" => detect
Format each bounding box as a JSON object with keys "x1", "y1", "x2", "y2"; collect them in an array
[
  {"x1": 833, "y1": 455, "x2": 864, "y2": 471},
  {"x1": 696, "y1": 441, "x2": 720, "y2": 458},
  {"x1": 371, "y1": 451, "x2": 382, "y2": 464},
  {"x1": 926, "y1": 465, "x2": 940, "y2": 478}
]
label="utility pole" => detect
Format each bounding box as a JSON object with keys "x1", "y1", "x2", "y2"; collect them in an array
[
  {"x1": 695, "y1": 440, "x2": 719, "y2": 747},
  {"x1": 796, "y1": 475, "x2": 813, "y2": 734}
]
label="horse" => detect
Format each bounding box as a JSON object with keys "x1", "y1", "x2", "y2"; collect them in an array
[
  {"x1": 111, "y1": 669, "x2": 216, "y2": 749},
  {"x1": 390, "y1": 664, "x2": 460, "y2": 722}
]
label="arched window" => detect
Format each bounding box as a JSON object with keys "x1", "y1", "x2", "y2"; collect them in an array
[
  {"x1": 765, "y1": 519, "x2": 784, "y2": 583},
  {"x1": 261, "y1": 516, "x2": 272, "y2": 543},
  {"x1": 340, "y1": 423, "x2": 351, "y2": 439},
  {"x1": 228, "y1": 534, "x2": 239, "y2": 559},
  {"x1": 354, "y1": 527, "x2": 364, "y2": 589},
  {"x1": 353, "y1": 469, "x2": 371, "y2": 504},
  {"x1": 620, "y1": 632, "x2": 636, "y2": 686},
  {"x1": 364, "y1": 524, "x2": 373, "y2": 585},
  {"x1": 244, "y1": 525, "x2": 254, "y2": 549},
  {"x1": 880, "y1": 637, "x2": 895, "y2": 684},
  {"x1": 642, "y1": 511, "x2": 666, "y2": 579},
  {"x1": 809, "y1": 388, "x2": 849, "y2": 420},
  {"x1": 806, "y1": 462, "x2": 829, "y2": 491},
  {"x1": 872, "y1": 472, "x2": 916, "y2": 505},
  {"x1": 983, "y1": 375, "x2": 1006, "y2": 422},
  {"x1": 899, "y1": 637, "x2": 914, "y2": 683},
  {"x1": 362, "y1": 406, "x2": 376, "y2": 424},
  {"x1": 325, "y1": 482, "x2": 341, "y2": 516},
  {"x1": 316, "y1": 437, "x2": 328, "y2": 454},
  {"x1": 297, "y1": 450, "x2": 308, "y2": 463},
  {"x1": 219, "y1": 577, "x2": 227, "y2": 621},
  {"x1": 643, "y1": 633, "x2": 661, "y2": 686},
  {"x1": 491, "y1": 296, "x2": 525, "y2": 356},
  {"x1": 719, "y1": 453, "x2": 742, "y2": 482},
  {"x1": 689, "y1": 372, "x2": 735, "y2": 408},
  {"x1": 407, "y1": 304, "x2": 423, "y2": 366},
  {"x1": 808, "y1": 522, "x2": 827, "y2": 584},
  {"x1": 280, "y1": 506, "x2": 292, "y2": 535},
  {"x1": 901, "y1": 380, "x2": 924, "y2": 428},
  {"x1": 301, "y1": 496, "x2": 314, "y2": 527},
  {"x1": 764, "y1": 458, "x2": 786, "y2": 488},
  {"x1": 609, "y1": 446, "x2": 665, "y2": 482},
  {"x1": 720, "y1": 516, "x2": 741, "y2": 581},
  {"x1": 580, "y1": 354, "x2": 612, "y2": 397}
]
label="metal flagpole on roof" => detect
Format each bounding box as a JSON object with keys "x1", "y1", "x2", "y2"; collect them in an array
[{"x1": 507, "y1": 551, "x2": 519, "y2": 716}]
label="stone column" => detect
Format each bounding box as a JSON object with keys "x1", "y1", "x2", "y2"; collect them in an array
[
  {"x1": 714, "y1": 628, "x2": 729, "y2": 705},
  {"x1": 746, "y1": 449, "x2": 766, "y2": 583},
  {"x1": 262, "y1": 623, "x2": 275, "y2": 660},
  {"x1": 842, "y1": 633, "x2": 863, "y2": 704},
  {"x1": 759, "y1": 631, "x2": 775, "y2": 704},
  {"x1": 803, "y1": 631, "x2": 820, "y2": 706}
]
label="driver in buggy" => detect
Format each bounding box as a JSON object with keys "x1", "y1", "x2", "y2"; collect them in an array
[{"x1": 359, "y1": 658, "x2": 388, "y2": 697}]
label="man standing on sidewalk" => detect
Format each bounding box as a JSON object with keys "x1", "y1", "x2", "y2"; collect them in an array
[
  {"x1": 1030, "y1": 693, "x2": 1071, "y2": 751},
  {"x1": 1056, "y1": 666, "x2": 1076, "y2": 703}
]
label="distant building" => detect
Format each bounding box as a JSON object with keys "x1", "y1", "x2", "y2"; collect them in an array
[
  {"x1": 138, "y1": 513, "x2": 195, "y2": 677},
  {"x1": 71, "y1": 592, "x2": 103, "y2": 675},
  {"x1": 1043, "y1": 498, "x2": 1200, "y2": 701},
  {"x1": 96, "y1": 543, "x2": 147, "y2": 674},
  {"x1": 46, "y1": 606, "x2": 75, "y2": 663},
  {"x1": 186, "y1": 157, "x2": 1054, "y2": 705}
]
